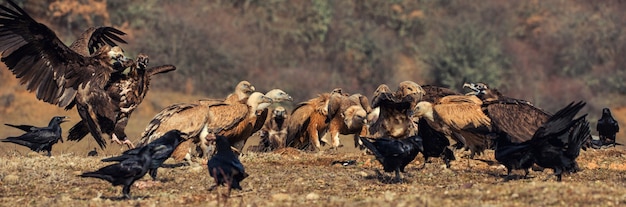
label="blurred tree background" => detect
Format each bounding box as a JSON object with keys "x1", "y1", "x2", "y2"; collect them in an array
[{"x1": 2, "y1": 0, "x2": 626, "y2": 121}]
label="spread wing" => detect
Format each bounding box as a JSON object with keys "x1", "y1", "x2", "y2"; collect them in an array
[
  {"x1": 486, "y1": 101, "x2": 551, "y2": 143},
  {"x1": 69, "y1": 26, "x2": 127, "y2": 56},
  {"x1": 0, "y1": 1, "x2": 111, "y2": 107}
]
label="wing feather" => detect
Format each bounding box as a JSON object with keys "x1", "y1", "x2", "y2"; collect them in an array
[
  {"x1": 487, "y1": 102, "x2": 551, "y2": 143},
  {"x1": 433, "y1": 95, "x2": 491, "y2": 131}
]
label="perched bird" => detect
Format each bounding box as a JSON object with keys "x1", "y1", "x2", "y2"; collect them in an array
[
  {"x1": 80, "y1": 146, "x2": 153, "y2": 199},
  {"x1": 493, "y1": 101, "x2": 589, "y2": 181},
  {"x1": 258, "y1": 106, "x2": 289, "y2": 151},
  {"x1": 360, "y1": 135, "x2": 424, "y2": 183},
  {"x1": 326, "y1": 89, "x2": 371, "y2": 149},
  {"x1": 285, "y1": 93, "x2": 331, "y2": 151},
  {"x1": 87, "y1": 148, "x2": 98, "y2": 157},
  {"x1": 368, "y1": 83, "x2": 421, "y2": 139},
  {"x1": 416, "y1": 117, "x2": 455, "y2": 168},
  {"x1": 2, "y1": 116, "x2": 68, "y2": 156},
  {"x1": 0, "y1": 0, "x2": 153, "y2": 149},
  {"x1": 101, "y1": 130, "x2": 185, "y2": 181},
  {"x1": 597, "y1": 108, "x2": 619, "y2": 147},
  {"x1": 208, "y1": 135, "x2": 249, "y2": 192}
]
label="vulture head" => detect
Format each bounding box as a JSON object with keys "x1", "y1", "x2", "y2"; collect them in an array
[
  {"x1": 235, "y1": 81, "x2": 256, "y2": 101},
  {"x1": 343, "y1": 105, "x2": 367, "y2": 129},
  {"x1": 248, "y1": 92, "x2": 274, "y2": 112},
  {"x1": 396, "y1": 81, "x2": 425, "y2": 104},
  {"x1": 371, "y1": 84, "x2": 394, "y2": 108},
  {"x1": 413, "y1": 101, "x2": 435, "y2": 122},
  {"x1": 273, "y1": 106, "x2": 288, "y2": 119},
  {"x1": 463, "y1": 82, "x2": 503, "y2": 102}
]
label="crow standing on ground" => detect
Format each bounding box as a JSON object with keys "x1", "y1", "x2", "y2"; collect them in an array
[
  {"x1": 416, "y1": 117, "x2": 455, "y2": 168},
  {"x1": 80, "y1": 146, "x2": 153, "y2": 199},
  {"x1": 208, "y1": 135, "x2": 249, "y2": 192},
  {"x1": 1, "y1": 116, "x2": 68, "y2": 156},
  {"x1": 597, "y1": 108, "x2": 619, "y2": 147},
  {"x1": 101, "y1": 130, "x2": 185, "y2": 181},
  {"x1": 360, "y1": 135, "x2": 424, "y2": 183}
]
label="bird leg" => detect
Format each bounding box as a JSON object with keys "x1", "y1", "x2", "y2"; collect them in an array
[
  {"x1": 111, "y1": 134, "x2": 136, "y2": 149},
  {"x1": 122, "y1": 184, "x2": 132, "y2": 199},
  {"x1": 394, "y1": 169, "x2": 402, "y2": 183}
]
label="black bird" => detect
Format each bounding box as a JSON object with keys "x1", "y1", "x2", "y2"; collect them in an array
[
  {"x1": 208, "y1": 135, "x2": 248, "y2": 192},
  {"x1": 2, "y1": 116, "x2": 68, "y2": 156},
  {"x1": 80, "y1": 146, "x2": 153, "y2": 199},
  {"x1": 597, "y1": 108, "x2": 619, "y2": 147},
  {"x1": 416, "y1": 118, "x2": 456, "y2": 168},
  {"x1": 359, "y1": 135, "x2": 424, "y2": 183},
  {"x1": 87, "y1": 148, "x2": 98, "y2": 157},
  {"x1": 494, "y1": 101, "x2": 590, "y2": 181},
  {"x1": 101, "y1": 130, "x2": 185, "y2": 181}
]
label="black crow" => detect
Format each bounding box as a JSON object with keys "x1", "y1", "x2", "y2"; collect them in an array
[
  {"x1": 360, "y1": 135, "x2": 424, "y2": 183},
  {"x1": 208, "y1": 135, "x2": 248, "y2": 192},
  {"x1": 417, "y1": 117, "x2": 456, "y2": 168},
  {"x1": 2, "y1": 116, "x2": 68, "y2": 156},
  {"x1": 80, "y1": 146, "x2": 153, "y2": 199},
  {"x1": 101, "y1": 130, "x2": 185, "y2": 181},
  {"x1": 493, "y1": 133, "x2": 534, "y2": 181},
  {"x1": 597, "y1": 108, "x2": 619, "y2": 147}
]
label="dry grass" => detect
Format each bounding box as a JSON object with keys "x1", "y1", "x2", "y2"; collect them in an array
[{"x1": 1, "y1": 146, "x2": 626, "y2": 207}]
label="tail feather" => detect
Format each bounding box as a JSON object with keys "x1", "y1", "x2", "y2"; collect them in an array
[
  {"x1": 532, "y1": 101, "x2": 585, "y2": 140},
  {"x1": 359, "y1": 137, "x2": 384, "y2": 162},
  {"x1": 1, "y1": 137, "x2": 35, "y2": 149},
  {"x1": 80, "y1": 173, "x2": 114, "y2": 183},
  {"x1": 67, "y1": 120, "x2": 89, "y2": 141}
]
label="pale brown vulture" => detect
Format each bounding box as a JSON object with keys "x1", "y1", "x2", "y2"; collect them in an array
[
  {"x1": 224, "y1": 80, "x2": 256, "y2": 104},
  {"x1": 414, "y1": 95, "x2": 494, "y2": 158},
  {"x1": 326, "y1": 89, "x2": 372, "y2": 149},
  {"x1": 285, "y1": 93, "x2": 331, "y2": 151},
  {"x1": 0, "y1": 1, "x2": 141, "y2": 149}
]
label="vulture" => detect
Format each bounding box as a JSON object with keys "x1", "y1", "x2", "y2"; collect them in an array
[
  {"x1": 463, "y1": 82, "x2": 551, "y2": 143},
  {"x1": 257, "y1": 106, "x2": 289, "y2": 151},
  {"x1": 137, "y1": 81, "x2": 257, "y2": 159},
  {"x1": 368, "y1": 83, "x2": 421, "y2": 139},
  {"x1": 67, "y1": 54, "x2": 176, "y2": 149},
  {"x1": 326, "y1": 89, "x2": 372, "y2": 149},
  {"x1": 2, "y1": 116, "x2": 68, "y2": 156},
  {"x1": 140, "y1": 92, "x2": 273, "y2": 161},
  {"x1": 0, "y1": 1, "x2": 173, "y2": 149},
  {"x1": 597, "y1": 108, "x2": 619, "y2": 146},
  {"x1": 414, "y1": 95, "x2": 494, "y2": 158},
  {"x1": 494, "y1": 101, "x2": 590, "y2": 181},
  {"x1": 285, "y1": 93, "x2": 331, "y2": 151}
]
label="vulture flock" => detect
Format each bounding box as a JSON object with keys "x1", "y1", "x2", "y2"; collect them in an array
[{"x1": 0, "y1": 0, "x2": 623, "y2": 199}]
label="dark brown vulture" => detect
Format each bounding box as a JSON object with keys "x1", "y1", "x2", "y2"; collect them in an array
[
  {"x1": 256, "y1": 106, "x2": 289, "y2": 151},
  {"x1": 285, "y1": 93, "x2": 331, "y2": 151},
  {"x1": 0, "y1": 0, "x2": 138, "y2": 149},
  {"x1": 414, "y1": 95, "x2": 494, "y2": 158},
  {"x1": 67, "y1": 54, "x2": 176, "y2": 149},
  {"x1": 327, "y1": 89, "x2": 372, "y2": 149},
  {"x1": 367, "y1": 83, "x2": 421, "y2": 139},
  {"x1": 464, "y1": 82, "x2": 551, "y2": 143}
]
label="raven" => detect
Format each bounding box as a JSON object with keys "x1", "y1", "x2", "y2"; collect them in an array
[
  {"x1": 101, "y1": 130, "x2": 185, "y2": 181},
  {"x1": 208, "y1": 135, "x2": 248, "y2": 192},
  {"x1": 597, "y1": 108, "x2": 619, "y2": 147},
  {"x1": 80, "y1": 146, "x2": 153, "y2": 199},
  {"x1": 360, "y1": 135, "x2": 424, "y2": 183},
  {"x1": 2, "y1": 116, "x2": 68, "y2": 156},
  {"x1": 416, "y1": 117, "x2": 455, "y2": 168}
]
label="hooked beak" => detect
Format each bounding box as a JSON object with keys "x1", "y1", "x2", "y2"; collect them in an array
[{"x1": 463, "y1": 83, "x2": 480, "y2": 95}]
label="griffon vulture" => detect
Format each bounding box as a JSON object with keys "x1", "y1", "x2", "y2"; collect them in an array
[
  {"x1": 0, "y1": 1, "x2": 162, "y2": 149},
  {"x1": 413, "y1": 95, "x2": 493, "y2": 158},
  {"x1": 224, "y1": 80, "x2": 256, "y2": 104},
  {"x1": 286, "y1": 93, "x2": 331, "y2": 151},
  {"x1": 327, "y1": 89, "x2": 372, "y2": 149}
]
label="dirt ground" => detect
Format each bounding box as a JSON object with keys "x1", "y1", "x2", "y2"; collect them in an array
[
  {"x1": 1, "y1": 91, "x2": 626, "y2": 206},
  {"x1": 1, "y1": 137, "x2": 626, "y2": 207}
]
